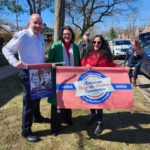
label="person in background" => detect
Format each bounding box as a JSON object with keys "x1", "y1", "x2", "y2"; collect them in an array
[
  {"x1": 48, "y1": 26, "x2": 80, "y2": 136},
  {"x1": 81, "y1": 34, "x2": 116, "y2": 135},
  {"x1": 124, "y1": 39, "x2": 143, "y2": 86},
  {"x1": 2, "y1": 14, "x2": 50, "y2": 143},
  {"x1": 78, "y1": 32, "x2": 91, "y2": 58}
]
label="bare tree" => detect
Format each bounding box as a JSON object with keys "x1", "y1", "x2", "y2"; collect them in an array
[
  {"x1": 54, "y1": 0, "x2": 65, "y2": 42},
  {"x1": 0, "y1": 0, "x2": 25, "y2": 30},
  {"x1": 26, "y1": 0, "x2": 53, "y2": 15},
  {"x1": 127, "y1": 10, "x2": 139, "y2": 38},
  {"x1": 66, "y1": 0, "x2": 138, "y2": 36},
  {"x1": 0, "y1": 0, "x2": 54, "y2": 26}
]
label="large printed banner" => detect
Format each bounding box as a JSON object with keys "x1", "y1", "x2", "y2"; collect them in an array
[
  {"x1": 28, "y1": 63, "x2": 53, "y2": 99},
  {"x1": 56, "y1": 66, "x2": 134, "y2": 109}
]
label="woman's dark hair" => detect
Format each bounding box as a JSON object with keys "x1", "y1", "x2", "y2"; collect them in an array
[
  {"x1": 60, "y1": 26, "x2": 75, "y2": 43},
  {"x1": 131, "y1": 39, "x2": 143, "y2": 55},
  {"x1": 83, "y1": 34, "x2": 113, "y2": 61}
]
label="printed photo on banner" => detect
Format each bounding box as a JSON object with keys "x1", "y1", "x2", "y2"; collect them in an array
[{"x1": 29, "y1": 67, "x2": 53, "y2": 99}]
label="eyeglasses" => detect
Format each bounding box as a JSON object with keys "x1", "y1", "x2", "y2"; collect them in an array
[
  {"x1": 93, "y1": 41, "x2": 101, "y2": 44},
  {"x1": 63, "y1": 33, "x2": 72, "y2": 36}
]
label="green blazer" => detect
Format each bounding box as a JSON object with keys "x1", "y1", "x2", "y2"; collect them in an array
[{"x1": 48, "y1": 40, "x2": 80, "y2": 104}]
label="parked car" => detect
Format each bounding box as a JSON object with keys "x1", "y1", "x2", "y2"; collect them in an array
[
  {"x1": 139, "y1": 32, "x2": 150, "y2": 47},
  {"x1": 109, "y1": 39, "x2": 131, "y2": 58},
  {"x1": 140, "y1": 44, "x2": 150, "y2": 78}
]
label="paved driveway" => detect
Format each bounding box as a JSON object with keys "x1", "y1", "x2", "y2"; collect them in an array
[
  {"x1": 0, "y1": 65, "x2": 18, "y2": 80},
  {"x1": 137, "y1": 75, "x2": 150, "y2": 102}
]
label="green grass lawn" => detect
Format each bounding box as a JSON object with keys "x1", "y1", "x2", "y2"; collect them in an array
[{"x1": 0, "y1": 75, "x2": 150, "y2": 150}]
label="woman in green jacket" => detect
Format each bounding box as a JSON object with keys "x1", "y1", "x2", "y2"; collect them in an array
[{"x1": 48, "y1": 26, "x2": 80, "y2": 136}]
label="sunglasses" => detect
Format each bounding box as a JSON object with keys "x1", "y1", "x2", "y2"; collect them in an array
[{"x1": 93, "y1": 41, "x2": 101, "y2": 44}]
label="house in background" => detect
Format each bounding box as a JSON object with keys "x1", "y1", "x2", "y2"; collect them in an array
[
  {"x1": 142, "y1": 25, "x2": 150, "y2": 33},
  {"x1": 116, "y1": 24, "x2": 150, "y2": 40},
  {"x1": 0, "y1": 23, "x2": 20, "y2": 39},
  {"x1": 42, "y1": 25, "x2": 54, "y2": 53},
  {"x1": 0, "y1": 23, "x2": 19, "y2": 46},
  {"x1": 42, "y1": 24, "x2": 54, "y2": 43},
  {"x1": 0, "y1": 25, "x2": 13, "y2": 42},
  {"x1": 0, "y1": 25, "x2": 12, "y2": 35},
  {"x1": 0, "y1": 24, "x2": 19, "y2": 66}
]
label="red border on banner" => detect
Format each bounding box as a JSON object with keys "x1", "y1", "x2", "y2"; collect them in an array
[{"x1": 28, "y1": 63, "x2": 52, "y2": 69}]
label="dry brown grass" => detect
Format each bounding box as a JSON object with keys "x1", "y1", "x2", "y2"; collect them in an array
[{"x1": 0, "y1": 75, "x2": 150, "y2": 150}]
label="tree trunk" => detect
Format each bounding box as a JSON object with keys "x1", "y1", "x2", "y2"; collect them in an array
[
  {"x1": 37, "y1": 0, "x2": 41, "y2": 15},
  {"x1": 54, "y1": 0, "x2": 65, "y2": 42},
  {"x1": 16, "y1": 13, "x2": 19, "y2": 31},
  {"x1": 32, "y1": 0, "x2": 36, "y2": 13},
  {"x1": 27, "y1": 0, "x2": 33, "y2": 15},
  {"x1": 27, "y1": 0, "x2": 41, "y2": 15}
]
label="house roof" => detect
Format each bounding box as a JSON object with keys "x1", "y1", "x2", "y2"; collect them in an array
[
  {"x1": 142, "y1": 25, "x2": 150, "y2": 33},
  {"x1": 0, "y1": 25, "x2": 11, "y2": 34},
  {"x1": 0, "y1": 24, "x2": 18, "y2": 34}
]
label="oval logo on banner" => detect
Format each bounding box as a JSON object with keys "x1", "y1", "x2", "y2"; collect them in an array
[{"x1": 77, "y1": 71, "x2": 111, "y2": 104}]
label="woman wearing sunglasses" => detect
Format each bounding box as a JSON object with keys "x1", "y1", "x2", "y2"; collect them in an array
[{"x1": 81, "y1": 34, "x2": 116, "y2": 135}]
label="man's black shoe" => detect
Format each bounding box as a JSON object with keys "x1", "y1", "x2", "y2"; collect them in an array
[
  {"x1": 23, "y1": 135, "x2": 40, "y2": 143},
  {"x1": 65, "y1": 121, "x2": 73, "y2": 126},
  {"x1": 51, "y1": 132, "x2": 58, "y2": 137},
  {"x1": 62, "y1": 119, "x2": 73, "y2": 126},
  {"x1": 94, "y1": 121, "x2": 103, "y2": 135},
  {"x1": 33, "y1": 117, "x2": 50, "y2": 123}
]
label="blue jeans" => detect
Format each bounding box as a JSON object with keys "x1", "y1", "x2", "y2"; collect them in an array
[
  {"x1": 128, "y1": 66, "x2": 140, "y2": 79},
  {"x1": 90, "y1": 109, "x2": 103, "y2": 122}
]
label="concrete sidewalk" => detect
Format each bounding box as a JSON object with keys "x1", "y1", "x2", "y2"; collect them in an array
[
  {"x1": 137, "y1": 75, "x2": 150, "y2": 102},
  {"x1": 0, "y1": 65, "x2": 18, "y2": 80}
]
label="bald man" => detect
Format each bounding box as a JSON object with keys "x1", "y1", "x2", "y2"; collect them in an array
[{"x1": 2, "y1": 14, "x2": 50, "y2": 142}]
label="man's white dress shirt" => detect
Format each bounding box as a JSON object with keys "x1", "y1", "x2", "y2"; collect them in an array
[{"x1": 2, "y1": 28, "x2": 45, "y2": 66}]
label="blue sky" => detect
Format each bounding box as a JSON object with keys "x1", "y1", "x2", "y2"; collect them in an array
[
  {"x1": 100, "y1": 0, "x2": 150, "y2": 31},
  {"x1": 1, "y1": 0, "x2": 150, "y2": 31}
]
